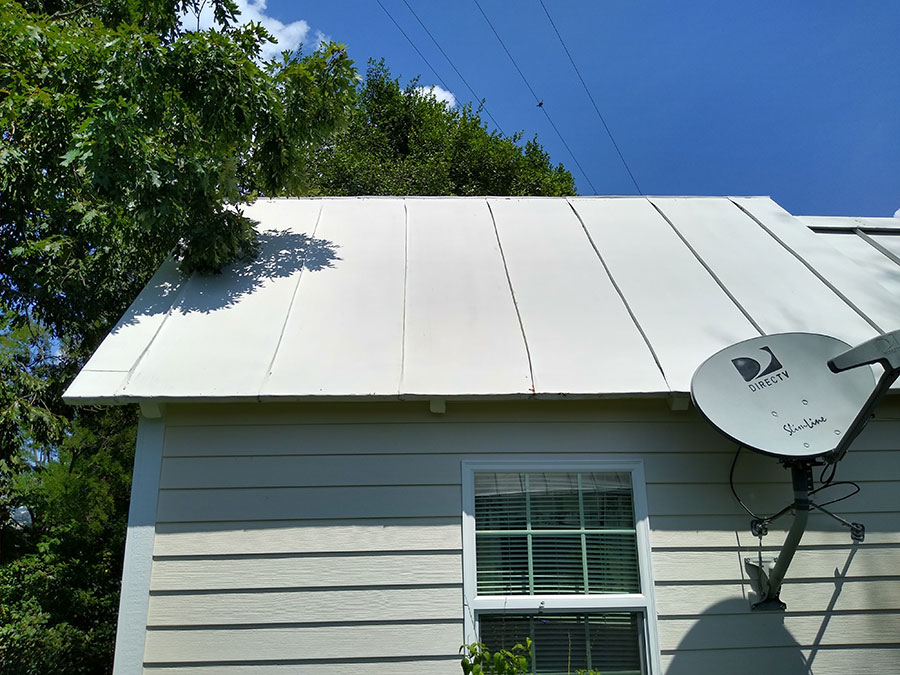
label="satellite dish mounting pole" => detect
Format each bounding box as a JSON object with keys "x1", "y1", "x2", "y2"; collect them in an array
[{"x1": 752, "y1": 462, "x2": 812, "y2": 611}]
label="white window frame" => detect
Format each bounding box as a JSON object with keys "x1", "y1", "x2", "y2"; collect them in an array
[{"x1": 461, "y1": 457, "x2": 661, "y2": 674}]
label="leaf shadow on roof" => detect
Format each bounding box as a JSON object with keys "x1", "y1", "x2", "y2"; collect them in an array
[{"x1": 114, "y1": 229, "x2": 342, "y2": 329}]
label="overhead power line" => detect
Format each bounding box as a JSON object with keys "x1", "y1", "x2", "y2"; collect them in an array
[
  {"x1": 399, "y1": 0, "x2": 504, "y2": 133},
  {"x1": 471, "y1": 0, "x2": 598, "y2": 194},
  {"x1": 538, "y1": 0, "x2": 643, "y2": 195},
  {"x1": 374, "y1": 0, "x2": 451, "y2": 93}
]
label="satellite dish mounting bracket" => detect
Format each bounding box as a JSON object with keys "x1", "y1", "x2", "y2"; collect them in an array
[{"x1": 745, "y1": 458, "x2": 865, "y2": 610}]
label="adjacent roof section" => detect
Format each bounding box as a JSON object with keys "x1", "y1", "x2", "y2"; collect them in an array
[{"x1": 63, "y1": 197, "x2": 900, "y2": 404}]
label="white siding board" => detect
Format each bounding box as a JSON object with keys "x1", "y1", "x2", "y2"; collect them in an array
[
  {"x1": 161, "y1": 420, "x2": 733, "y2": 457},
  {"x1": 124, "y1": 200, "x2": 324, "y2": 397},
  {"x1": 489, "y1": 198, "x2": 665, "y2": 394},
  {"x1": 571, "y1": 198, "x2": 759, "y2": 392},
  {"x1": 158, "y1": 449, "x2": 900, "y2": 488},
  {"x1": 147, "y1": 587, "x2": 462, "y2": 626},
  {"x1": 143, "y1": 660, "x2": 459, "y2": 675},
  {"x1": 143, "y1": 623, "x2": 462, "y2": 663},
  {"x1": 656, "y1": 579, "x2": 900, "y2": 615},
  {"x1": 651, "y1": 197, "x2": 877, "y2": 345},
  {"x1": 153, "y1": 519, "x2": 462, "y2": 556},
  {"x1": 262, "y1": 199, "x2": 406, "y2": 397},
  {"x1": 652, "y1": 548, "x2": 900, "y2": 582},
  {"x1": 149, "y1": 553, "x2": 461, "y2": 591},
  {"x1": 401, "y1": 199, "x2": 531, "y2": 395},
  {"x1": 156, "y1": 485, "x2": 460, "y2": 522},
  {"x1": 647, "y1": 482, "x2": 900, "y2": 516},
  {"x1": 660, "y1": 647, "x2": 900, "y2": 675},
  {"x1": 158, "y1": 452, "x2": 787, "y2": 489},
  {"x1": 651, "y1": 512, "x2": 900, "y2": 548},
  {"x1": 657, "y1": 612, "x2": 900, "y2": 650},
  {"x1": 734, "y1": 197, "x2": 900, "y2": 332}
]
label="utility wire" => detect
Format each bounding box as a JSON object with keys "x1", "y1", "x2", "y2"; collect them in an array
[
  {"x1": 375, "y1": 0, "x2": 451, "y2": 93},
  {"x1": 471, "y1": 0, "x2": 598, "y2": 194},
  {"x1": 539, "y1": 0, "x2": 643, "y2": 195},
  {"x1": 399, "y1": 0, "x2": 504, "y2": 133}
]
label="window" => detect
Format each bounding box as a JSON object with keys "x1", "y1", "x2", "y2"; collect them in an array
[{"x1": 462, "y1": 460, "x2": 659, "y2": 675}]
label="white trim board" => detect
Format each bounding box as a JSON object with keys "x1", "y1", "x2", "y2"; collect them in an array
[{"x1": 113, "y1": 416, "x2": 165, "y2": 674}]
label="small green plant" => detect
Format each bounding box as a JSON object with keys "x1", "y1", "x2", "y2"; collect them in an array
[{"x1": 460, "y1": 638, "x2": 532, "y2": 675}]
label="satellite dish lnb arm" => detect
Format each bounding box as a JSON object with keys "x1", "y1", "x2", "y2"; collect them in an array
[{"x1": 826, "y1": 329, "x2": 900, "y2": 462}]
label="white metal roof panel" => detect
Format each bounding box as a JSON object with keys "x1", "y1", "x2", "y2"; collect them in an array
[
  {"x1": 261, "y1": 199, "x2": 406, "y2": 397},
  {"x1": 80, "y1": 257, "x2": 185, "y2": 373},
  {"x1": 817, "y1": 233, "x2": 900, "y2": 300},
  {"x1": 489, "y1": 198, "x2": 666, "y2": 394},
  {"x1": 733, "y1": 197, "x2": 900, "y2": 333},
  {"x1": 572, "y1": 198, "x2": 760, "y2": 392},
  {"x1": 123, "y1": 200, "x2": 322, "y2": 397},
  {"x1": 872, "y1": 234, "x2": 900, "y2": 261},
  {"x1": 63, "y1": 196, "x2": 900, "y2": 403},
  {"x1": 651, "y1": 197, "x2": 878, "y2": 347},
  {"x1": 400, "y1": 199, "x2": 532, "y2": 395}
]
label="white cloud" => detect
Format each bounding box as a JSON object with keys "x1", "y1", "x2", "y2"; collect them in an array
[
  {"x1": 181, "y1": 0, "x2": 324, "y2": 60},
  {"x1": 415, "y1": 85, "x2": 457, "y2": 108},
  {"x1": 894, "y1": 207, "x2": 900, "y2": 219}
]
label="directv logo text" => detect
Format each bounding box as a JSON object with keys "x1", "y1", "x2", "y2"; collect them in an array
[{"x1": 731, "y1": 346, "x2": 790, "y2": 392}]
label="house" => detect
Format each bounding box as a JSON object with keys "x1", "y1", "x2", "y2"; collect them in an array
[{"x1": 64, "y1": 196, "x2": 900, "y2": 674}]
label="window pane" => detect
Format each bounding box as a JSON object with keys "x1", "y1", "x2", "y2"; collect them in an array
[
  {"x1": 473, "y1": 471, "x2": 640, "y2": 596},
  {"x1": 528, "y1": 473, "x2": 582, "y2": 529},
  {"x1": 586, "y1": 534, "x2": 640, "y2": 593},
  {"x1": 476, "y1": 534, "x2": 529, "y2": 595},
  {"x1": 479, "y1": 613, "x2": 644, "y2": 675},
  {"x1": 475, "y1": 472, "x2": 527, "y2": 530},
  {"x1": 581, "y1": 472, "x2": 634, "y2": 528},
  {"x1": 532, "y1": 534, "x2": 584, "y2": 593}
]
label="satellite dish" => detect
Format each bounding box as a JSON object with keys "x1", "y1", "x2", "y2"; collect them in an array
[{"x1": 691, "y1": 333, "x2": 876, "y2": 460}]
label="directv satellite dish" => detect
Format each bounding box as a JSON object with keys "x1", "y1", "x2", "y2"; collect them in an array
[
  {"x1": 691, "y1": 329, "x2": 900, "y2": 611},
  {"x1": 691, "y1": 333, "x2": 875, "y2": 461}
]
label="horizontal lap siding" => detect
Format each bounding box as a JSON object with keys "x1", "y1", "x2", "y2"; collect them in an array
[{"x1": 146, "y1": 402, "x2": 900, "y2": 672}]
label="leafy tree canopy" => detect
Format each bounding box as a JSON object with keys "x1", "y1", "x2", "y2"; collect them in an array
[
  {"x1": 310, "y1": 60, "x2": 576, "y2": 197},
  {"x1": 1, "y1": 1, "x2": 354, "y2": 671},
  {"x1": 0, "y1": 5, "x2": 575, "y2": 672}
]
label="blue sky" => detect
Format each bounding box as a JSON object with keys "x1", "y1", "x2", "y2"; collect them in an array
[{"x1": 213, "y1": 1, "x2": 898, "y2": 217}]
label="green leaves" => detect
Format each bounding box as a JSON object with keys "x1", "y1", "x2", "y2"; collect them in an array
[
  {"x1": 310, "y1": 60, "x2": 576, "y2": 198},
  {"x1": 0, "y1": 3, "x2": 356, "y2": 671},
  {"x1": 460, "y1": 638, "x2": 533, "y2": 675},
  {"x1": 1, "y1": 1, "x2": 356, "y2": 348}
]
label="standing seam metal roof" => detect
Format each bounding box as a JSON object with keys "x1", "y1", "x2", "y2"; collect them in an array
[{"x1": 63, "y1": 196, "x2": 900, "y2": 403}]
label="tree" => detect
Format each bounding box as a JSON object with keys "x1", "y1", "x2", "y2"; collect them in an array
[
  {"x1": 0, "y1": 1, "x2": 355, "y2": 671},
  {"x1": 310, "y1": 60, "x2": 576, "y2": 197},
  {"x1": 0, "y1": 6, "x2": 575, "y2": 672}
]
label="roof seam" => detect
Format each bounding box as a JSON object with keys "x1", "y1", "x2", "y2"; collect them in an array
[
  {"x1": 567, "y1": 198, "x2": 671, "y2": 392},
  {"x1": 259, "y1": 202, "x2": 327, "y2": 397},
  {"x1": 117, "y1": 261, "x2": 196, "y2": 398},
  {"x1": 855, "y1": 229, "x2": 900, "y2": 267},
  {"x1": 729, "y1": 199, "x2": 885, "y2": 336},
  {"x1": 647, "y1": 198, "x2": 765, "y2": 336},
  {"x1": 485, "y1": 199, "x2": 537, "y2": 395}
]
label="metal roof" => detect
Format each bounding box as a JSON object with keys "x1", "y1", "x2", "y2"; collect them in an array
[{"x1": 63, "y1": 197, "x2": 900, "y2": 404}]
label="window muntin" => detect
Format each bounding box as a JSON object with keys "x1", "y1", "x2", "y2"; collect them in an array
[{"x1": 462, "y1": 460, "x2": 658, "y2": 675}]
